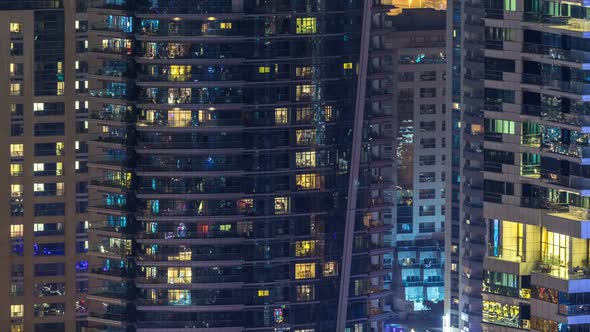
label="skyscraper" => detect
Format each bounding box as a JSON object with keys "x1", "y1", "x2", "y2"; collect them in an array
[
  {"x1": 85, "y1": 1, "x2": 395, "y2": 331},
  {"x1": 0, "y1": 1, "x2": 89, "y2": 331},
  {"x1": 447, "y1": 0, "x2": 590, "y2": 330},
  {"x1": 386, "y1": 8, "x2": 447, "y2": 320}
]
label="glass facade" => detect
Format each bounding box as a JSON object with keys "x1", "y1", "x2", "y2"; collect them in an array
[{"x1": 87, "y1": 1, "x2": 394, "y2": 331}]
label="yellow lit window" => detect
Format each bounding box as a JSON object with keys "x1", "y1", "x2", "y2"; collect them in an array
[
  {"x1": 56, "y1": 142, "x2": 64, "y2": 156},
  {"x1": 10, "y1": 144, "x2": 23, "y2": 157},
  {"x1": 10, "y1": 164, "x2": 22, "y2": 176},
  {"x1": 343, "y1": 62, "x2": 353, "y2": 69},
  {"x1": 9, "y1": 63, "x2": 16, "y2": 76},
  {"x1": 219, "y1": 224, "x2": 232, "y2": 231},
  {"x1": 56, "y1": 162, "x2": 63, "y2": 175},
  {"x1": 295, "y1": 129, "x2": 316, "y2": 145},
  {"x1": 295, "y1": 263, "x2": 316, "y2": 279},
  {"x1": 275, "y1": 108, "x2": 288, "y2": 125},
  {"x1": 274, "y1": 197, "x2": 290, "y2": 214},
  {"x1": 296, "y1": 173, "x2": 323, "y2": 190},
  {"x1": 169, "y1": 65, "x2": 192, "y2": 81},
  {"x1": 296, "y1": 151, "x2": 316, "y2": 168},
  {"x1": 57, "y1": 61, "x2": 63, "y2": 74},
  {"x1": 220, "y1": 22, "x2": 232, "y2": 29},
  {"x1": 296, "y1": 84, "x2": 316, "y2": 101},
  {"x1": 296, "y1": 241, "x2": 316, "y2": 257},
  {"x1": 10, "y1": 23, "x2": 22, "y2": 33},
  {"x1": 259, "y1": 66, "x2": 271, "y2": 74},
  {"x1": 10, "y1": 83, "x2": 22, "y2": 96},
  {"x1": 167, "y1": 110, "x2": 192, "y2": 127},
  {"x1": 56, "y1": 182, "x2": 64, "y2": 196},
  {"x1": 57, "y1": 81, "x2": 64, "y2": 95},
  {"x1": 167, "y1": 267, "x2": 192, "y2": 284},
  {"x1": 10, "y1": 224, "x2": 23, "y2": 238},
  {"x1": 257, "y1": 289, "x2": 269, "y2": 297},
  {"x1": 324, "y1": 105, "x2": 333, "y2": 121},
  {"x1": 296, "y1": 66, "x2": 312, "y2": 78},
  {"x1": 323, "y1": 261, "x2": 337, "y2": 277},
  {"x1": 10, "y1": 304, "x2": 23, "y2": 318},
  {"x1": 11, "y1": 323, "x2": 23, "y2": 332},
  {"x1": 10, "y1": 184, "x2": 22, "y2": 197},
  {"x1": 296, "y1": 17, "x2": 317, "y2": 34},
  {"x1": 33, "y1": 183, "x2": 45, "y2": 192},
  {"x1": 168, "y1": 289, "x2": 190, "y2": 304}
]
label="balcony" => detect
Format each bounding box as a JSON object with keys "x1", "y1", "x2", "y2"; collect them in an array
[
  {"x1": 559, "y1": 303, "x2": 590, "y2": 316},
  {"x1": 523, "y1": 43, "x2": 590, "y2": 65}
]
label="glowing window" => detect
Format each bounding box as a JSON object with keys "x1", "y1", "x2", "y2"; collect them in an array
[
  {"x1": 343, "y1": 62, "x2": 353, "y2": 69},
  {"x1": 34, "y1": 183, "x2": 45, "y2": 192},
  {"x1": 10, "y1": 225, "x2": 23, "y2": 238},
  {"x1": 296, "y1": 66, "x2": 312, "y2": 78},
  {"x1": 259, "y1": 66, "x2": 271, "y2": 74},
  {"x1": 258, "y1": 289, "x2": 269, "y2": 297},
  {"x1": 323, "y1": 261, "x2": 337, "y2": 277},
  {"x1": 10, "y1": 304, "x2": 23, "y2": 318},
  {"x1": 296, "y1": 107, "x2": 313, "y2": 123},
  {"x1": 296, "y1": 173, "x2": 323, "y2": 190},
  {"x1": 10, "y1": 164, "x2": 22, "y2": 176},
  {"x1": 324, "y1": 106, "x2": 333, "y2": 121},
  {"x1": 295, "y1": 263, "x2": 316, "y2": 279},
  {"x1": 11, "y1": 323, "x2": 23, "y2": 332},
  {"x1": 57, "y1": 82, "x2": 64, "y2": 95},
  {"x1": 167, "y1": 110, "x2": 192, "y2": 127},
  {"x1": 220, "y1": 22, "x2": 232, "y2": 29},
  {"x1": 169, "y1": 65, "x2": 192, "y2": 81},
  {"x1": 219, "y1": 224, "x2": 232, "y2": 231},
  {"x1": 274, "y1": 197, "x2": 290, "y2": 214},
  {"x1": 56, "y1": 142, "x2": 65, "y2": 156},
  {"x1": 167, "y1": 267, "x2": 192, "y2": 284},
  {"x1": 275, "y1": 108, "x2": 288, "y2": 125},
  {"x1": 10, "y1": 23, "x2": 22, "y2": 33},
  {"x1": 11, "y1": 184, "x2": 22, "y2": 197},
  {"x1": 296, "y1": 84, "x2": 316, "y2": 101},
  {"x1": 168, "y1": 289, "x2": 191, "y2": 305},
  {"x1": 10, "y1": 83, "x2": 22, "y2": 96},
  {"x1": 296, "y1": 151, "x2": 316, "y2": 168},
  {"x1": 295, "y1": 241, "x2": 316, "y2": 257},
  {"x1": 34, "y1": 103, "x2": 45, "y2": 112},
  {"x1": 296, "y1": 17, "x2": 317, "y2": 34}
]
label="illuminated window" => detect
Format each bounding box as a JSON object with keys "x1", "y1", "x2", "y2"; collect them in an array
[
  {"x1": 10, "y1": 225, "x2": 23, "y2": 238},
  {"x1": 275, "y1": 108, "x2": 288, "y2": 125},
  {"x1": 11, "y1": 184, "x2": 22, "y2": 197},
  {"x1": 10, "y1": 164, "x2": 22, "y2": 176},
  {"x1": 169, "y1": 65, "x2": 191, "y2": 81},
  {"x1": 323, "y1": 261, "x2": 337, "y2": 277},
  {"x1": 34, "y1": 183, "x2": 45, "y2": 192},
  {"x1": 34, "y1": 103, "x2": 44, "y2": 112},
  {"x1": 296, "y1": 66, "x2": 312, "y2": 78},
  {"x1": 219, "y1": 224, "x2": 232, "y2": 231},
  {"x1": 168, "y1": 289, "x2": 191, "y2": 305},
  {"x1": 56, "y1": 182, "x2": 64, "y2": 196},
  {"x1": 324, "y1": 106, "x2": 333, "y2": 121},
  {"x1": 485, "y1": 119, "x2": 515, "y2": 135},
  {"x1": 295, "y1": 263, "x2": 316, "y2": 279},
  {"x1": 296, "y1": 284, "x2": 314, "y2": 301},
  {"x1": 56, "y1": 162, "x2": 63, "y2": 175},
  {"x1": 11, "y1": 304, "x2": 23, "y2": 318},
  {"x1": 296, "y1": 151, "x2": 316, "y2": 168},
  {"x1": 10, "y1": 83, "x2": 22, "y2": 96},
  {"x1": 237, "y1": 198, "x2": 254, "y2": 213},
  {"x1": 274, "y1": 197, "x2": 290, "y2": 214},
  {"x1": 295, "y1": 129, "x2": 316, "y2": 145},
  {"x1": 11, "y1": 323, "x2": 23, "y2": 332},
  {"x1": 258, "y1": 289, "x2": 269, "y2": 297},
  {"x1": 296, "y1": 173, "x2": 323, "y2": 190},
  {"x1": 296, "y1": 84, "x2": 316, "y2": 101},
  {"x1": 167, "y1": 267, "x2": 192, "y2": 284},
  {"x1": 296, "y1": 241, "x2": 316, "y2": 257},
  {"x1": 220, "y1": 22, "x2": 232, "y2": 29},
  {"x1": 56, "y1": 82, "x2": 64, "y2": 95},
  {"x1": 167, "y1": 110, "x2": 192, "y2": 127},
  {"x1": 259, "y1": 66, "x2": 271, "y2": 74},
  {"x1": 343, "y1": 62, "x2": 353, "y2": 69},
  {"x1": 56, "y1": 142, "x2": 64, "y2": 156},
  {"x1": 57, "y1": 61, "x2": 63, "y2": 74},
  {"x1": 10, "y1": 23, "x2": 22, "y2": 33},
  {"x1": 296, "y1": 17, "x2": 317, "y2": 34},
  {"x1": 482, "y1": 300, "x2": 520, "y2": 328}
]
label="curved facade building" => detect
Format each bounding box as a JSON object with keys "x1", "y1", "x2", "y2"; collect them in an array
[{"x1": 86, "y1": 0, "x2": 394, "y2": 331}]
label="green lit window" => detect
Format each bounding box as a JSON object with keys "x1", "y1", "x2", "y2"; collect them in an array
[
  {"x1": 504, "y1": 0, "x2": 516, "y2": 11},
  {"x1": 296, "y1": 17, "x2": 317, "y2": 34},
  {"x1": 485, "y1": 119, "x2": 515, "y2": 135}
]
